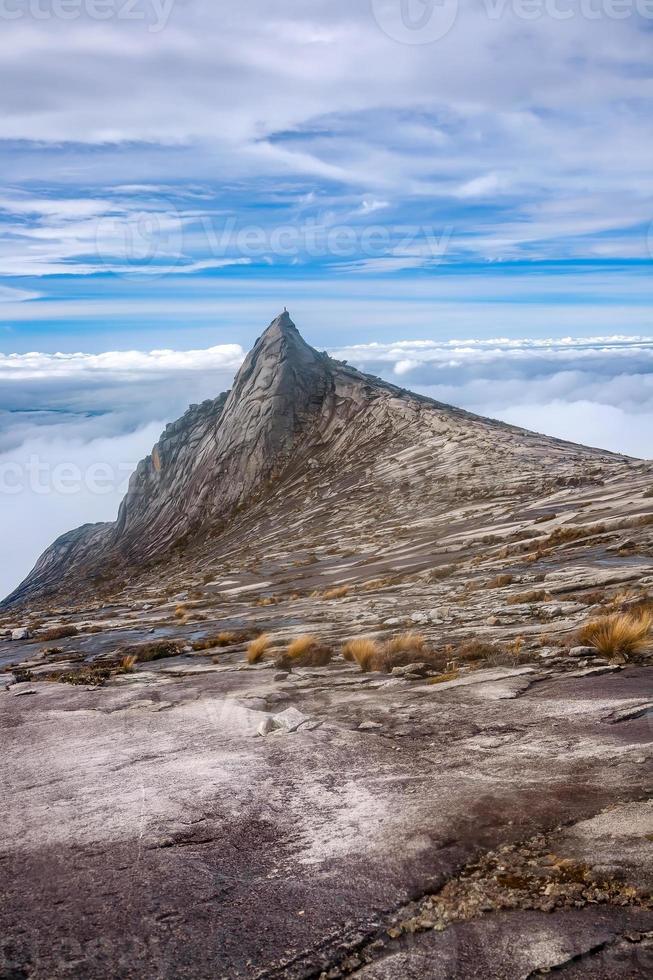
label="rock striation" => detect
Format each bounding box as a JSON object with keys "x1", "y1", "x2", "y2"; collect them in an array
[{"x1": 0, "y1": 311, "x2": 637, "y2": 609}]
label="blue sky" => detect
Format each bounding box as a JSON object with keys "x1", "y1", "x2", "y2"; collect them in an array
[
  {"x1": 1, "y1": 0, "x2": 653, "y2": 596},
  {"x1": 1, "y1": 2, "x2": 653, "y2": 351}
]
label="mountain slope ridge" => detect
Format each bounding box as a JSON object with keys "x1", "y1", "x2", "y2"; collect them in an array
[{"x1": 2, "y1": 312, "x2": 630, "y2": 609}]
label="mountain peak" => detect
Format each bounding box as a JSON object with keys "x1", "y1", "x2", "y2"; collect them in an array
[
  {"x1": 250, "y1": 309, "x2": 317, "y2": 365},
  {"x1": 2, "y1": 311, "x2": 627, "y2": 611},
  {"x1": 263, "y1": 309, "x2": 295, "y2": 334}
]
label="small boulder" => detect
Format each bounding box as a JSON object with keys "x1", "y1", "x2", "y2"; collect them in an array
[
  {"x1": 272, "y1": 706, "x2": 311, "y2": 733},
  {"x1": 429, "y1": 607, "x2": 449, "y2": 622},
  {"x1": 358, "y1": 721, "x2": 383, "y2": 731},
  {"x1": 391, "y1": 663, "x2": 430, "y2": 678},
  {"x1": 10, "y1": 628, "x2": 30, "y2": 642},
  {"x1": 410, "y1": 613, "x2": 429, "y2": 625},
  {"x1": 569, "y1": 646, "x2": 597, "y2": 657}
]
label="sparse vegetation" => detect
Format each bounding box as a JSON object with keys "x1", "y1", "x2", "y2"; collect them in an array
[
  {"x1": 322, "y1": 585, "x2": 350, "y2": 600},
  {"x1": 424, "y1": 565, "x2": 455, "y2": 583},
  {"x1": 577, "y1": 611, "x2": 653, "y2": 662},
  {"x1": 386, "y1": 631, "x2": 427, "y2": 656},
  {"x1": 507, "y1": 590, "x2": 549, "y2": 605},
  {"x1": 38, "y1": 625, "x2": 79, "y2": 641},
  {"x1": 116, "y1": 654, "x2": 137, "y2": 674},
  {"x1": 342, "y1": 637, "x2": 382, "y2": 671},
  {"x1": 454, "y1": 639, "x2": 500, "y2": 663},
  {"x1": 487, "y1": 574, "x2": 513, "y2": 589},
  {"x1": 507, "y1": 636, "x2": 526, "y2": 657},
  {"x1": 277, "y1": 635, "x2": 332, "y2": 668},
  {"x1": 119, "y1": 640, "x2": 185, "y2": 663},
  {"x1": 247, "y1": 634, "x2": 271, "y2": 664},
  {"x1": 174, "y1": 604, "x2": 187, "y2": 620},
  {"x1": 428, "y1": 670, "x2": 460, "y2": 685},
  {"x1": 192, "y1": 632, "x2": 239, "y2": 651},
  {"x1": 352, "y1": 633, "x2": 450, "y2": 675},
  {"x1": 51, "y1": 666, "x2": 113, "y2": 686}
]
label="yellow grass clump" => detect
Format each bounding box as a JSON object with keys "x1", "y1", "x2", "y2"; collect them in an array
[
  {"x1": 577, "y1": 611, "x2": 653, "y2": 661},
  {"x1": 247, "y1": 634, "x2": 271, "y2": 665},
  {"x1": 323, "y1": 585, "x2": 350, "y2": 600},
  {"x1": 342, "y1": 637, "x2": 382, "y2": 672},
  {"x1": 279, "y1": 635, "x2": 332, "y2": 668},
  {"x1": 286, "y1": 635, "x2": 317, "y2": 657},
  {"x1": 386, "y1": 631, "x2": 427, "y2": 656}
]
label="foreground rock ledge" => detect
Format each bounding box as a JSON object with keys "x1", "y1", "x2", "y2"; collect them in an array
[{"x1": 1, "y1": 658, "x2": 651, "y2": 979}]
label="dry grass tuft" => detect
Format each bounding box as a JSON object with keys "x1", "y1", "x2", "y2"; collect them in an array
[
  {"x1": 247, "y1": 634, "x2": 271, "y2": 665},
  {"x1": 487, "y1": 575, "x2": 514, "y2": 589},
  {"x1": 577, "y1": 611, "x2": 653, "y2": 662},
  {"x1": 286, "y1": 634, "x2": 319, "y2": 658},
  {"x1": 386, "y1": 631, "x2": 427, "y2": 655},
  {"x1": 192, "y1": 632, "x2": 239, "y2": 651},
  {"x1": 342, "y1": 637, "x2": 382, "y2": 671},
  {"x1": 323, "y1": 585, "x2": 350, "y2": 600},
  {"x1": 428, "y1": 670, "x2": 460, "y2": 685},
  {"x1": 277, "y1": 635, "x2": 332, "y2": 668},
  {"x1": 116, "y1": 654, "x2": 137, "y2": 674},
  {"x1": 119, "y1": 640, "x2": 185, "y2": 663},
  {"x1": 454, "y1": 639, "x2": 500, "y2": 663},
  {"x1": 507, "y1": 590, "x2": 549, "y2": 605},
  {"x1": 38, "y1": 625, "x2": 79, "y2": 641},
  {"x1": 174, "y1": 604, "x2": 187, "y2": 620}
]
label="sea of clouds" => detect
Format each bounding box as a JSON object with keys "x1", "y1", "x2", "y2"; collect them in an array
[{"x1": 1, "y1": 333, "x2": 652, "y2": 600}]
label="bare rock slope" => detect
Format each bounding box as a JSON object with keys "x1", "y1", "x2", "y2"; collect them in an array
[
  {"x1": 1, "y1": 311, "x2": 636, "y2": 609},
  {"x1": 1, "y1": 313, "x2": 652, "y2": 980}
]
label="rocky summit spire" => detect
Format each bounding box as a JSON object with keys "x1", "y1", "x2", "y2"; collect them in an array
[
  {"x1": 230, "y1": 310, "x2": 323, "y2": 399},
  {"x1": 2, "y1": 312, "x2": 336, "y2": 605}
]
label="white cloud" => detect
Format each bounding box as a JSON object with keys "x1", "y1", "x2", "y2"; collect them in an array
[
  {"x1": 454, "y1": 174, "x2": 505, "y2": 199},
  {"x1": 0, "y1": 344, "x2": 245, "y2": 382},
  {"x1": 333, "y1": 334, "x2": 653, "y2": 458}
]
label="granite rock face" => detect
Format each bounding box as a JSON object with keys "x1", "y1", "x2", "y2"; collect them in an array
[{"x1": 0, "y1": 310, "x2": 634, "y2": 609}]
